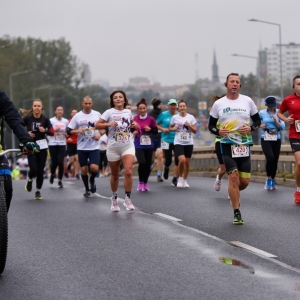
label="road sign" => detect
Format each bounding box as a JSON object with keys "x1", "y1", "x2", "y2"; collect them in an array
[{"x1": 198, "y1": 101, "x2": 207, "y2": 110}]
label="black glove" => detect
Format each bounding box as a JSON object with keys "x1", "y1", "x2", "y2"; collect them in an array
[{"x1": 25, "y1": 142, "x2": 40, "y2": 153}]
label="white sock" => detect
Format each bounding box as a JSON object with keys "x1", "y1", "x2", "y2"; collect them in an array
[{"x1": 297, "y1": 187, "x2": 300, "y2": 192}]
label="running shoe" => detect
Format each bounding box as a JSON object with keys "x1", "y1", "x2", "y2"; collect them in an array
[
  {"x1": 76, "y1": 174, "x2": 80, "y2": 180},
  {"x1": 183, "y1": 180, "x2": 189, "y2": 188},
  {"x1": 163, "y1": 166, "x2": 169, "y2": 180},
  {"x1": 233, "y1": 210, "x2": 244, "y2": 225},
  {"x1": 214, "y1": 175, "x2": 222, "y2": 191},
  {"x1": 264, "y1": 178, "x2": 272, "y2": 190},
  {"x1": 25, "y1": 179, "x2": 33, "y2": 192},
  {"x1": 294, "y1": 191, "x2": 300, "y2": 205},
  {"x1": 64, "y1": 172, "x2": 69, "y2": 178},
  {"x1": 123, "y1": 196, "x2": 135, "y2": 211},
  {"x1": 137, "y1": 182, "x2": 144, "y2": 191},
  {"x1": 90, "y1": 180, "x2": 97, "y2": 193},
  {"x1": 143, "y1": 183, "x2": 149, "y2": 191},
  {"x1": 35, "y1": 191, "x2": 43, "y2": 200},
  {"x1": 83, "y1": 190, "x2": 91, "y2": 198},
  {"x1": 271, "y1": 179, "x2": 277, "y2": 190},
  {"x1": 171, "y1": 177, "x2": 178, "y2": 187},
  {"x1": 58, "y1": 181, "x2": 63, "y2": 188},
  {"x1": 111, "y1": 197, "x2": 120, "y2": 212},
  {"x1": 177, "y1": 177, "x2": 183, "y2": 188},
  {"x1": 49, "y1": 174, "x2": 55, "y2": 184},
  {"x1": 157, "y1": 176, "x2": 164, "y2": 182}
]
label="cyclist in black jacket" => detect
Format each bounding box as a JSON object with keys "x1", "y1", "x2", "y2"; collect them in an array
[{"x1": 0, "y1": 89, "x2": 38, "y2": 211}]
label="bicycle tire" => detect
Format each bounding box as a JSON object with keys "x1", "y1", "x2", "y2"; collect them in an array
[{"x1": 0, "y1": 183, "x2": 8, "y2": 275}]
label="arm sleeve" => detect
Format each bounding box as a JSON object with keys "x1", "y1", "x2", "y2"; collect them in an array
[
  {"x1": 0, "y1": 90, "x2": 33, "y2": 144},
  {"x1": 250, "y1": 113, "x2": 261, "y2": 131},
  {"x1": 208, "y1": 116, "x2": 220, "y2": 136}
]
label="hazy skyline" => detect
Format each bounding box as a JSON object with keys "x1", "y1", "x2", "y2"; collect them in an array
[{"x1": 2, "y1": 0, "x2": 299, "y2": 87}]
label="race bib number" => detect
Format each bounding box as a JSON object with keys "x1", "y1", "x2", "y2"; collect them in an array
[
  {"x1": 115, "y1": 132, "x2": 130, "y2": 143},
  {"x1": 36, "y1": 139, "x2": 48, "y2": 150},
  {"x1": 161, "y1": 141, "x2": 169, "y2": 150},
  {"x1": 140, "y1": 135, "x2": 151, "y2": 145},
  {"x1": 295, "y1": 120, "x2": 300, "y2": 133},
  {"x1": 84, "y1": 129, "x2": 95, "y2": 138},
  {"x1": 264, "y1": 131, "x2": 277, "y2": 141},
  {"x1": 231, "y1": 144, "x2": 249, "y2": 158},
  {"x1": 178, "y1": 132, "x2": 190, "y2": 142},
  {"x1": 55, "y1": 133, "x2": 65, "y2": 141}
]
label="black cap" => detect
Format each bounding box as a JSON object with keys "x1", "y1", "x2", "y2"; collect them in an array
[{"x1": 264, "y1": 96, "x2": 277, "y2": 107}]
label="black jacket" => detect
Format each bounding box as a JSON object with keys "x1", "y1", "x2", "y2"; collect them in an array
[{"x1": 0, "y1": 90, "x2": 33, "y2": 145}]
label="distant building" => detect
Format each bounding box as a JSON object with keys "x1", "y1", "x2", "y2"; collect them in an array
[
  {"x1": 93, "y1": 79, "x2": 110, "y2": 89},
  {"x1": 212, "y1": 49, "x2": 219, "y2": 83},
  {"x1": 128, "y1": 77, "x2": 151, "y2": 87},
  {"x1": 259, "y1": 43, "x2": 300, "y2": 86}
]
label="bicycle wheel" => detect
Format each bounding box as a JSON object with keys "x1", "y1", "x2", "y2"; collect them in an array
[{"x1": 0, "y1": 184, "x2": 8, "y2": 275}]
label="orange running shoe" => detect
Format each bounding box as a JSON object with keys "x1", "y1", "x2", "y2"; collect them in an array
[{"x1": 294, "y1": 191, "x2": 300, "y2": 205}]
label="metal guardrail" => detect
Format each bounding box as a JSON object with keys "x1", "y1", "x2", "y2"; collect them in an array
[{"x1": 191, "y1": 145, "x2": 295, "y2": 174}]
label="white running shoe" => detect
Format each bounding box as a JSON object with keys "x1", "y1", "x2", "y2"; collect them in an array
[
  {"x1": 123, "y1": 196, "x2": 135, "y2": 211},
  {"x1": 111, "y1": 197, "x2": 120, "y2": 212},
  {"x1": 177, "y1": 177, "x2": 184, "y2": 188},
  {"x1": 214, "y1": 175, "x2": 222, "y2": 191},
  {"x1": 183, "y1": 180, "x2": 189, "y2": 188}
]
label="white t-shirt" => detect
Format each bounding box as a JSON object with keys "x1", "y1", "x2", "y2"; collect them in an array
[
  {"x1": 210, "y1": 94, "x2": 258, "y2": 144},
  {"x1": 99, "y1": 134, "x2": 108, "y2": 151},
  {"x1": 170, "y1": 113, "x2": 197, "y2": 145},
  {"x1": 68, "y1": 110, "x2": 102, "y2": 150},
  {"x1": 100, "y1": 108, "x2": 133, "y2": 147},
  {"x1": 16, "y1": 157, "x2": 29, "y2": 171},
  {"x1": 48, "y1": 117, "x2": 69, "y2": 146}
]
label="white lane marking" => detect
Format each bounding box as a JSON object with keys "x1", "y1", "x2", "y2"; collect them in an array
[
  {"x1": 93, "y1": 193, "x2": 125, "y2": 203},
  {"x1": 229, "y1": 241, "x2": 277, "y2": 258},
  {"x1": 154, "y1": 213, "x2": 182, "y2": 222},
  {"x1": 91, "y1": 190, "x2": 300, "y2": 273}
]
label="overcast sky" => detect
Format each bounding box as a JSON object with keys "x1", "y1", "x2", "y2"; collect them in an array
[{"x1": 2, "y1": 0, "x2": 299, "y2": 87}]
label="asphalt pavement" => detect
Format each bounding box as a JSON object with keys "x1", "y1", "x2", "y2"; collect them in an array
[{"x1": 1, "y1": 176, "x2": 300, "y2": 300}]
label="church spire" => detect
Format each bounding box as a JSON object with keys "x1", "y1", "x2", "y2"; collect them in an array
[{"x1": 212, "y1": 49, "x2": 219, "y2": 83}]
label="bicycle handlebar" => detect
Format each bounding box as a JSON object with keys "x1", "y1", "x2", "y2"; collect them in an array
[{"x1": 0, "y1": 149, "x2": 21, "y2": 156}]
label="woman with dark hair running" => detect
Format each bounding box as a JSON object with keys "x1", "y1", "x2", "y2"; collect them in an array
[
  {"x1": 67, "y1": 108, "x2": 80, "y2": 179},
  {"x1": 169, "y1": 100, "x2": 196, "y2": 188},
  {"x1": 48, "y1": 105, "x2": 69, "y2": 188},
  {"x1": 133, "y1": 98, "x2": 158, "y2": 192},
  {"x1": 96, "y1": 90, "x2": 137, "y2": 212},
  {"x1": 23, "y1": 99, "x2": 54, "y2": 200},
  {"x1": 259, "y1": 96, "x2": 285, "y2": 190},
  {"x1": 212, "y1": 95, "x2": 227, "y2": 192}
]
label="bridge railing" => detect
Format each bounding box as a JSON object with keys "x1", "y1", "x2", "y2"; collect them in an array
[{"x1": 191, "y1": 145, "x2": 295, "y2": 174}]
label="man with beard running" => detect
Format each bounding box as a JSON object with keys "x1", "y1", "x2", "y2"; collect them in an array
[{"x1": 67, "y1": 96, "x2": 101, "y2": 198}]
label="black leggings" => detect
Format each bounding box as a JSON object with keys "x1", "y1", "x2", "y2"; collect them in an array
[
  {"x1": 261, "y1": 138, "x2": 281, "y2": 179},
  {"x1": 99, "y1": 150, "x2": 108, "y2": 170},
  {"x1": 28, "y1": 149, "x2": 48, "y2": 189},
  {"x1": 49, "y1": 145, "x2": 66, "y2": 180},
  {"x1": 135, "y1": 148, "x2": 153, "y2": 183},
  {"x1": 163, "y1": 143, "x2": 178, "y2": 168}
]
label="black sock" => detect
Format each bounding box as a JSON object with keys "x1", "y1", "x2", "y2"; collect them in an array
[
  {"x1": 90, "y1": 172, "x2": 97, "y2": 182},
  {"x1": 234, "y1": 209, "x2": 240, "y2": 213},
  {"x1": 125, "y1": 191, "x2": 131, "y2": 198},
  {"x1": 81, "y1": 174, "x2": 89, "y2": 191}
]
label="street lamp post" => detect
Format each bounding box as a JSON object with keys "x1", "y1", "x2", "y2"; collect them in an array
[
  {"x1": 231, "y1": 53, "x2": 261, "y2": 101},
  {"x1": 32, "y1": 85, "x2": 50, "y2": 99},
  {"x1": 9, "y1": 69, "x2": 31, "y2": 148},
  {"x1": 248, "y1": 18, "x2": 283, "y2": 100},
  {"x1": 48, "y1": 87, "x2": 63, "y2": 117}
]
